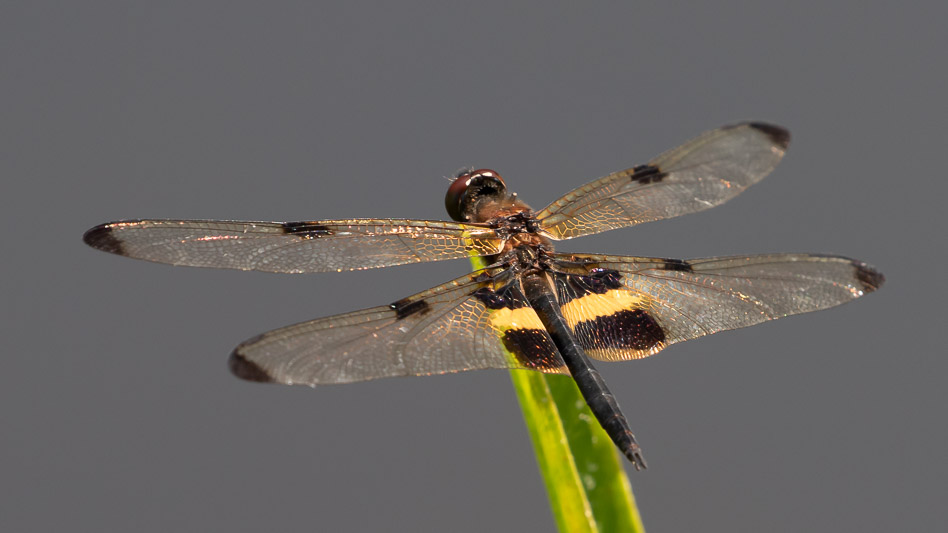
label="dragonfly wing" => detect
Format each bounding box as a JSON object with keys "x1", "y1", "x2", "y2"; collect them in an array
[
  {"x1": 549, "y1": 253, "x2": 884, "y2": 361},
  {"x1": 83, "y1": 218, "x2": 503, "y2": 273},
  {"x1": 538, "y1": 122, "x2": 789, "y2": 239},
  {"x1": 230, "y1": 269, "x2": 566, "y2": 385}
]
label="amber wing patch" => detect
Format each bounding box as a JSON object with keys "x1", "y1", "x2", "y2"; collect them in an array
[
  {"x1": 471, "y1": 284, "x2": 565, "y2": 372},
  {"x1": 554, "y1": 271, "x2": 667, "y2": 361}
]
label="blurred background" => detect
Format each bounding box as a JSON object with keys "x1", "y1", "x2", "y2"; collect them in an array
[{"x1": 2, "y1": 2, "x2": 944, "y2": 531}]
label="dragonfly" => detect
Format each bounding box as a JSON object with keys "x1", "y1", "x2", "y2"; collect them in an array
[{"x1": 83, "y1": 122, "x2": 883, "y2": 470}]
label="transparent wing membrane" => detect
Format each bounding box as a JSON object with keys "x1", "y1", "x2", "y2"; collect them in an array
[
  {"x1": 538, "y1": 122, "x2": 789, "y2": 239},
  {"x1": 83, "y1": 219, "x2": 503, "y2": 273},
  {"x1": 229, "y1": 269, "x2": 566, "y2": 386},
  {"x1": 550, "y1": 253, "x2": 883, "y2": 362}
]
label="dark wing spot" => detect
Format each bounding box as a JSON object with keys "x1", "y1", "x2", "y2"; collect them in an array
[
  {"x1": 852, "y1": 261, "x2": 885, "y2": 293},
  {"x1": 282, "y1": 222, "x2": 334, "y2": 237},
  {"x1": 390, "y1": 298, "x2": 432, "y2": 319},
  {"x1": 501, "y1": 329, "x2": 563, "y2": 371},
  {"x1": 228, "y1": 349, "x2": 273, "y2": 383},
  {"x1": 630, "y1": 164, "x2": 667, "y2": 185},
  {"x1": 83, "y1": 224, "x2": 125, "y2": 254},
  {"x1": 746, "y1": 122, "x2": 791, "y2": 149},
  {"x1": 661, "y1": 258, "x2": 694, "y2": 272},
  {"x1": 574, "y1": 309, "x2": 666, "y2": 351}
]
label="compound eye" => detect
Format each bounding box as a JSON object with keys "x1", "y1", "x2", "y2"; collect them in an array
[
  {"x1": 444, "y1": 169, "x2": 506, "y2": 221},
  {"x1": 445, "y1": 171, "x2": 475, "y2": 221}
]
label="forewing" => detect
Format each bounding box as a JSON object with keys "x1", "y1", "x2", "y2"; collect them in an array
[
  {"x1": 550, "y1": 253, "x2": 884, "y2": 361},
  {"x1": 83, "y1": 219, "x2": 503, "y2": 273},
  {"x1": 538, "y1": 122, "x2": 790, "y2": 239},
  {"x1": 229, "y1": 270, "x2": 566, "y2": 385}
]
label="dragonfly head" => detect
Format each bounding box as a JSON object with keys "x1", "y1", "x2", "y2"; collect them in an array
[{"x1": 445, "y1": 168, "x2": 508, "y2": 222}]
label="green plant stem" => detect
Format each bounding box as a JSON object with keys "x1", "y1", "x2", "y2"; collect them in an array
[{"x1": 468, "y1": 256, "x2": 645, "y2": 533}]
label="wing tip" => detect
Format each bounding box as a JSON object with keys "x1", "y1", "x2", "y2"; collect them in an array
[
  {"x1": 229, "y1": 346, "x2": 275, "y2": 383},
  {"x1": 745, "y1": 122, "x2": 791, "y2": 150},
  {"x1": 82, "y1": 223, "x2": 126, "y2": 255},
  {"x1": 852, "y1": 260, "x2": 885, "y2": 293}
]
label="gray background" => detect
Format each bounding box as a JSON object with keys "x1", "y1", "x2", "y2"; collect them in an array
[{"x1": 3, "y1": 2, "x2": 944, "y2": 531}]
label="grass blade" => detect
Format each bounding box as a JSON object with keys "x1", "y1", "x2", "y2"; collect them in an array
[{"x1": 468, "y1": 255, "x2": 645, "y2": 532}]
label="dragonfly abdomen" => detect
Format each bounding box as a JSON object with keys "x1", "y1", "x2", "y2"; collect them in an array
[{"x1": 521, "y1": 274, "x2": 647, "y2": 470}]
